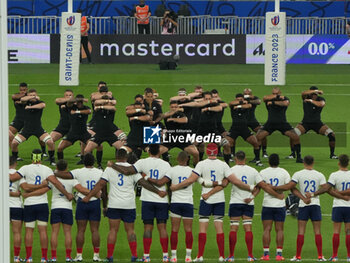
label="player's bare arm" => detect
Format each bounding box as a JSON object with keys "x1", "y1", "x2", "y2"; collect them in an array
[
  {"x1": 47, "y1": 175, "x2": 74, "y2": 201},
  {"x1": 10, "y1": 191, "x2": 21, "y2": 197},
  {"x1": 273, "y1": 181, "x2": 297, "y2": 192},
  {"x1": 82, "y1": 179, "x2": 107, "y2": 203},
  {"x1": 170, "y1": 172, "x2": 198, "y2": 191},
  {"x1": 226, "y1": 174, "x2": 254, "y2": 192},
  {"x1": 54, "y1": 170, "x2": 74, "y2": 179},
  {"x1": 20, "y1": 95, "x2": 39, "y2": 102},
  {"x1": 95, "y1": 105, "x2": 116, "y2": 111},
  {"x1": 291, "y1": 187, "x2": 311, "y2": 204},
  {"x1": 22, "y1": 186, "x2": 50, "y2": 199},
  {"x1": 147, "y1": 176, "x2": 170, "y2": 187},
  {"x1": 129, "y1": 115, "x2": 151, "y2": 122},
  {"x1": 138, "y1": 178, "x2": 167, "y2": 197},
  {"x1": 20, "y1": 180, "x2": 48, "y2": 192},
  {"x1": 25, "y1": 102, "x2": 45, "y2": 110},
  {"x1": 94, "y1": 99, "x2": 117, "y2": 106},
  {"x1": 107, "y1": 161, "x2": 137, "y2": 175},
  {"x1": 258, "y1": 181, "x2": 285, "y2": 200},
  {"x1": 9, "y1": 172, "x2": 23, "y2": 182}
]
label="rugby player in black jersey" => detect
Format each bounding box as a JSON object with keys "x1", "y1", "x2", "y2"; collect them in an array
[
  {"x1": 57, "y1": 95, "x2": 91, "y2": 163},
  {"x1": 256, "y1": 87, "x2": 302, "y2": 163},
  {"x1": 10, "y1": 89, "x2": 56, "y2": 165},
  {"x1": 50, "y1": 89, "x2": 74, "y2": 143},
  {"x1": 287, "y1": 86, "x2": 337, "y2": 159},
  {"x1": 161, "y1": 101, "x2": 199, "y2": 165},
  {"x1": 243, "y1": 88, "x2": 268, "y2": 158},
  {"x1": 9, "y1": 83, "x2": 48, "y2": 160},
  {"x1": 143, "y1": 88, "x2": 163, "y2": 126},
  {"x1": 227, "y1": 94, "x2": 263, "y2": 166},
  {"x1": 125, "y1": 101, "x2": 153, "y2": 158},
  {"x1": 179, "y1": 91, "x2": 232, "y2": 164},
  {"x1": 84, "y1": 93, "x2": 125, "y2": 168}
]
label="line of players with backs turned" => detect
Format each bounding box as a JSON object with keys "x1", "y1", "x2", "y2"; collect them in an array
[
  {"x1": 9, "y1": 141, "x2": 350, "y2": 263},
  {"x1": 8, "y1": 81, "x2": 338, "y2": 171}
]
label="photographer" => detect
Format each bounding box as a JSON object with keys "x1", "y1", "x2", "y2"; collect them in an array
[{"x1": 161, "y1": 10, "x2": 178, "y2": 35}]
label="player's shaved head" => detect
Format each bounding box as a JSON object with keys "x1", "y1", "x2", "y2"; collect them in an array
[
  {"x1": 116, "y1": 148, "x2": 128, "y2": 161},
  {"x1": 272, "y1": 87, "x2": 281, "y2": 95},
  {"x1": 84, "y1": 153, "x2": 95, "y2": 167},
  {"x1": 56, "y1": 159, "x2": 68, "y2": 171},
  {"x1": 127, "y1": 153, "x2": 138, "y2": 164},
  {"x1": 268, "y1": 153, "x2": 279, "y2": 167},
  {"x1": 303, "y1": 155, "x2": 314, "y2": 166},
  {"x1": 148, "y1": 144, "x2": 160, "y2": 156},
  {"x1": 177, "y1": 151, "x2": 189, "y2": 164},
  {"x1": 339, "y1": 154, "x2": 349, "y2": 168},
  {"x1": 235, "y1": 151, "x2": 246, "y2": 161},
  {"x1": 28, "y1": 89, "x2": 37, "y2": 94},
  {"x1": 244, "y1": 88, "x2": 252, "y2": 95}
]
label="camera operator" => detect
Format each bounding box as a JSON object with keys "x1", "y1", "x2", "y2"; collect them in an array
[{"x1": 161, "y1": 10, "x2": 178, "y2": 35}]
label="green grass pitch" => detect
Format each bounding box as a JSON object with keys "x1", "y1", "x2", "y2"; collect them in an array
[{"x1": 8, "y1": 64, "x2": 350, "y2": 262}]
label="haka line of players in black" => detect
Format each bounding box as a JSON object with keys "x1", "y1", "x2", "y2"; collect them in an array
[{"x1": 8, "y1": 82, "x2": 338, "y2": 168}]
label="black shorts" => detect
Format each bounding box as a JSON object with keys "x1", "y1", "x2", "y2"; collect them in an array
[
  {"x1": 126, "y1": 140, "x2": 148, "y2": 152},
  {"x1": 217, "y1": 123, "x2": 226, "y2": 135},
  {"x1": 164, "y1": 142, "x2": 191, "y2": 151},
  {"x1": 63, "y1": 132, "x2": 91, "y2": 144},
  {"x1": 247, "y1": 120, "x2": 260, "y2": 131},
  {"x1": 228, "y1": 126, "x2": 253, "y2": 141},
  {"x1": 53, "y1": 124, "x2": 70, "y2": 137},
  {"x1": 196, "y1": 126, "x2": 219, "y2": 137},
  {"x1": 10, "y1": 119, "x2": 24, "y2": 131},
  {"x1": 90, "y1": 133, "x2": 119, "y2": 146},
  {"x1": 19, "y1": 127, "x2": 46, "y2": 140},
  {"x1": 300, "y1": 122, "x2": 324, "y2": 134},
  {"x1": 261, "y1": 122, "x2": 293, "y2": 135}
]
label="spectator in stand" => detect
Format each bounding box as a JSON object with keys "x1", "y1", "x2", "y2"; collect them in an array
[
  {"x1": 135, "y1": 0, "x2": 151, "y2": 34},
  {"x1": 346, "y1": 21, "x2": 350, "y2": 38}
]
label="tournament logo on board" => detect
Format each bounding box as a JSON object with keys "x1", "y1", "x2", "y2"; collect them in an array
[
  {"x1": 271, "y1": 16, "x2": 280, "y2": 26},
  {"x1": 67, "y1": 16, "x2": 76, "y2": 26}
]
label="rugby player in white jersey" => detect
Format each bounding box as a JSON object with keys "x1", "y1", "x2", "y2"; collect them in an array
[
  {"x1": 84, "y1": 149, "x2": 166, "y2": 263},
  {"x1": 259, "y1": 154, "x2": 309, "y2": 261},
  {"x1": 9, "y1": 149, "x2": 73, "y2": 263},
  {"x1": 169, "y1": 143, "x2": 253, "y2": 262},
  {"x1": 146, "y1": 151, "x2": 194, "y2": 263},
  {"x1": 54, "y1": 153, "x2": 105, "y2": 262},
  {"x1": 107, "y1": 144, "x2": 171, "y2": 262},
  {"x1": 9, "y1": 156, "x2": 23, "y2": 263},
  {"x1": 273, "y1": 155, "x2": 328, "y2": 261},
  {"x1": 310, "y1": 154, "x2": 350, "y2": 261},
  {"x1": 225, "y1": 151, "x2": 284, "y2": 262}
]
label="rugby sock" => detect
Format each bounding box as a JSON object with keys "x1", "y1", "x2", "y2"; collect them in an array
[
  {"x1": 57, "y1": 151, "x2": 64, "y2": 160},
  {"x1": 245, "y1": 231, "x2": 253, "y2": 257},
  {"x1": 12, "y1": 151, "x2": 18, "y2": 159},
  {"x1": 294, "y1": 144, "x2": 301, "y2": 158},
  {"x1": 199, "y1": 152, "x2": 204, "y2": 161},
  {"x1": 107, "y1": 243, "x2": 115, "y2": 258},
  {"x1": 224, "y1": 154, "x2": 231, "y2": 165},
  {"x1": 160, "y1": 237, "x2": 168, "y2": 253},
  {"x1": 93, "y1": 247, "x2": 100, "y2": 253},
  {"x1": 262, "y1": 145, "x2": 267, "y2": 153},
  {"x1": 296, "y1": 235, "x2": 304, "y2": 258},
  {"x1": 254, "y1": 149, "x2": 260, "y2": 160},
  {"x1": 332, "y1": 233, "x2": 340, "y2": 257},
  {"x1": 216, "y1": 233, "x2": 225, "y2": 258},
  {"x1": 96, "y1": 150, "x2": 103, "y2": 165},
  {"x1": 315, "y1": 234, "x2": 322, "y2": 257},
  {"x1": 76, "y1": 248, "x2": 83, "y2": 254},
  {"x1": 185, "y1": 232, "x2": 193, "y2": 249},
  {"x1": 48, "y1": 150, "x2": 55, "y2": 162},
  {"x1": 14, "y1": 246, "x2": 20, "y2": 257},
  {"x1": 276, "y1": 247, "x2": 283, "y2": 256},
  {"x1": 197, "y1": 233, "x2": 207, "y2": 257},
  {"x1": 41, "y1": 248, "x2": 48, "y2": 259},
  {"x1": 66, "y1": 249, "x2": 72, "y2": 258},
  {"x1": 41, "y1": 145, "x2": 46, "y2": 154},
  {"x1": 129, "y1": 241, "x2": 137, "y2": 257},
  {"x1": 346, "y1": 235, "x2": 350, "y2": 257},
  {"x1": 186, "y1": 248, "x2": 192, "y2": 258},
  {"x1": 290, "y1": 146, "x2": 295, "y2": 156},
  {"x1": 229, "y1": 231, "x2": 237, "y2": 257},
  {"x1": 25, "y1": 246, "x2": 32, "y2": 259},
  {"x1": 263, "y1": 247, "x2": 269, "y2": 256},
  {"x1": 171, "y1": 231, "x2": 178, "y2": 250},
  {"x1": 143, "y1": 237, "x2": 152, "y2": 254},
  {"x1": 51, "y1": 249, "x2": 57, "y2": 258},
  {"x1": 330, "y1": 146, "x2": 335, "y2": 156},
  {"x1": 231, "y1": 146, "x2": 235, "y2": 156}
]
